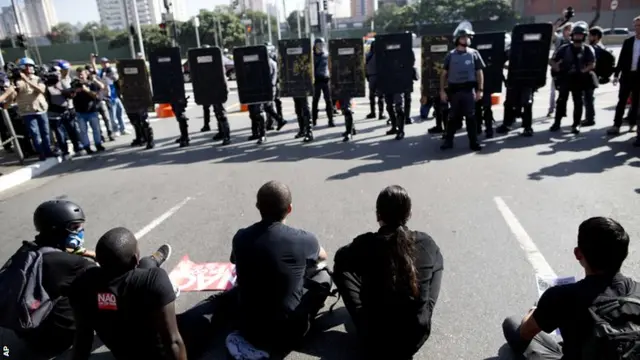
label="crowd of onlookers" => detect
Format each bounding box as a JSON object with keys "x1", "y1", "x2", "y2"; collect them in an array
[
  {"x1": 0, "y1": 55, "x2": 131, "y2": 162},
  {"x1": 0, "y1": 182, "x2": 637, "y2": 360}
]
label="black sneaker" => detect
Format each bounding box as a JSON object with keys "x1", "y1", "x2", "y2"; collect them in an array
[
  {"x1": 85, "y1": 148, "x2": 95, "y2": 155},
  {"x1": 366, "y1": 113, "x2": 376, "y2": 119},
  {"x1": 201, "y1": 124, "x2": 211, "y2": 132},
  {"x1": 440, "y1": 141, "x2": 453, "y2": 150},
  {"x1": 96, "y1": 144, "x2": 106, "y2": 152},
  {"x1": 277, "y1": 120, "x2": 287, "y2": 131},
  {"x1": 213, "y1": 132, "x2": 224, "y2": 141},
  {"x1": 386, "y1": 128, "x2": 398, "y2": 135},
  {"x1": 549, "y1": 123, "x2": 561, "y2": 132},
  {"x1": 151, "y1": 244, "x2": 172, "y2": 267}
]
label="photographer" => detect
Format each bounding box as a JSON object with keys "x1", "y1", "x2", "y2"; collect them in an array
[
  {"x1": 14, "y1": 57, "x2": 53, "y2": 161},
  {"x1": 72, "y1": 67, "x2": 106, "y2": 153},
  {"x1": 85, "y1": 60, "x2": 114, "y2": 142},
  {"x1": 93, "y1": 56, "x2": 127, "y2": 137},
  {"x1": 45, "y1": 67, "x2": 79, "y2": 158},
  {"x1": 56, "y1": 60, "x2": 83, "y2": 153}
]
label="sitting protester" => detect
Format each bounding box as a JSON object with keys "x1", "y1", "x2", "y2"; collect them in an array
[
  {"x1": 211, "y1": 180, "x2": 332, "y2": 357},
  {"x1": 68, "y1": 227, "x2": 185, "y2": 360},
  {"x1": 0, "y1": 200, "x2": 95, "y2": 359},
  {"x1": 333, "y1": 185, "x2": 444, "y2": 360},
  {"x1": 503, "y1": 217, "x2": 640, "y2": 360}
]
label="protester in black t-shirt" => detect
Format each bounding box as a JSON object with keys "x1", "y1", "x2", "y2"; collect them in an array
[
  {"x1": 503, "y1": 217, "x2": 637, "y2": 359},
  {"x1": 68, "y1": 227, "x2": 185, "y2": 360},
  {"x1": 72, "y1": 67, "x2": 105, "y2": 154},
  {"x1": 332, "y1": 185, "x2": 444, "y2": 359},
  {"x1": 207, "y1": 180, "x2": 331, "y2": 357},
  {"x1": 4, "y1": 200, "x2": 95, "y2": 359}
]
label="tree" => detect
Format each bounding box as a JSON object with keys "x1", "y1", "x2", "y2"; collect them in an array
[
  {"x1": 108, "y1": 25, "x2": 171, "y2": 53},
  {"x1": 243, "y1": 10, "x2": 277, "y2": 39},
  {"x1": 47, "y1": 22, "x2": 75, "y2": 44},
  {"x1": 78, "y1": 22, "x2": 114, "y2": 42},
  {"x1": 178, "y1": 9, "x2": 245, "y2": 49},
  {"x1": 460, "y1": 0, "x2": 516, "y2": 21},
  {"x1": 286, "y1": 11, "x2": 306, "y2": 35}
]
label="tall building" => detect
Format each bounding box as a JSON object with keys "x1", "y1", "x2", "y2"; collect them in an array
[
  {"x1": 96, "y1": 0, "x2": 187, "y2": 30},
  {"x1": 0, "y1": 5, "x2": 32, "y2": 37},
  {"x1": 24, "y1": 0, "x2": 58, "y2": 36},
  {"x1": 241, "y1": 0, "x2": 264, "y2": 12},
  {"x1": 351, "y1": 0, "x2": 377, "y2": 18}
]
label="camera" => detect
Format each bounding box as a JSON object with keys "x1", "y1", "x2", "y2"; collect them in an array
[
  {"x1": 564, "y1": 7, "x2": 575, "y2": 20},
  {"x1": 71, "y1": 78, "x2": 87, "y2": 89},
  {"x1": 4, "y1": 63, "x2": 21, "y2": 82}
]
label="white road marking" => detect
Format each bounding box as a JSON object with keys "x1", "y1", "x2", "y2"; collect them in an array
[
  {"x1": 494, "y1": 196, "x2": 557, "y2": 279},
  {"x1": 135, "y1": 197, "x2": 192, "y2": 239}
]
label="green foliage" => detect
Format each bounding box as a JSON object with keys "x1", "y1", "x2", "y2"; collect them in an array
[
  {"x1": 286, "y1": 11, "x2": 306, "y2": 35},
  {"x1": 47, "y1": 22, "x2": 75, "y2": 44},
  {"x1": 78, "y1": 22, "x2": 114, "y2": 42},
  {"x1": 178, "y1": 9, "x2": 246, "y2": 49},
  {"x1": 371, "y1": 0, "x2": 516, "y2": 32}
]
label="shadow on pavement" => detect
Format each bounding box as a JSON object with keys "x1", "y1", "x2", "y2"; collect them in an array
[{"x1": 482, "y1": 343, "x2": 520, "y2": 360}]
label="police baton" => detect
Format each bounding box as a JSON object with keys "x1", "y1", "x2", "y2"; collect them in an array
[{"x1": 1, "y1": 108, "x2": 24, "y2": 164}]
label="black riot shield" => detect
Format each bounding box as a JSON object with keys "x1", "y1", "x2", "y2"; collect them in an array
[
  {"x1": 148, "y1": 47, "x2": 186, "y2": 104},
  {"x1": 471, "y1": 32, "x2": 506, "y2": 94},
  {"x1": 375, "y1": 33, "x2": 414, "y2": 94},
  {"x1": 277, "y1": 39, "x2": 313, "y2": 98},
  {"x1": 329, "y1": 38, "x2": 366, "y2": 99},
  {"x1": 507, "y1": 23, "x2": 553, "y2": 89},
  {"x1": 116, "y1": 59, "x2": 152, "y2": 113},
  {"x1": 233, "y1": 45, "x2": 273, "y2": 104},
  {"x1": 188, "y1": 46, "x2": 228, "y2": 105},
  {"x1": 421, "y1": 35, "x2": 452, "y2": 98}
]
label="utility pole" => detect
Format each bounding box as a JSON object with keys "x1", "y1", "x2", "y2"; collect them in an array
[
  {"x1": 122, "y1": 0, "x2": 136, "y2": 57},
  {"x1": 131, "y1": 0, "x2": 146, "y2": 59},
  {"x1": 193, "y1": 16, "x2": 201, "y2": 47},
  {"x1": 297, "y1": 10, "x2": 302, "y2": 38},
  {"x1": 216, "y1": 17, "x2": 223, "y2": 48}
]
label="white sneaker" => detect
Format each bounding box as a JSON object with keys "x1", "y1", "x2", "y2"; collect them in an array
[{"x1": 121, "y1": 129, "x2": 131, "y2": 135}]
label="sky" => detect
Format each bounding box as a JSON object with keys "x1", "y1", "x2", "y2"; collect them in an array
[{"x1": 0, "y1": 0, "x2": 348, "y2": 25}]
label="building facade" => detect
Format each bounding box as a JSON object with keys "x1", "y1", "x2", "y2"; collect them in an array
[
  {"x1": 0, "y1": 5, "x2": 33, "y2": 37},
  {"x1": 25, "y1": 0, "x2": 58, "y2": 36},
  {"x1": 96, "y1": 0, "x2": 187, "y2": 30},
  {"x1": 351, "y1": 0, "x2": 377, "y2": 18}
]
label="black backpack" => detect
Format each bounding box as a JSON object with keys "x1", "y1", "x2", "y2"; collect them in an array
[
  {"x1": 594, "y1": 46, "x2": 615, "y2": 84},
  {"x1": 0, "y1": 242, "x2": 61, "y2": 333},
  {"x1": 582, "y1": 291, "x2": 640, "y2": 360}
]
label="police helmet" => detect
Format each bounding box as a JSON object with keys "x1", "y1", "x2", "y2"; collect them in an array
[
  {"x1": 453, "y1": 21, "x2": 474, "y2": 44},
  {"x1": 314, "y1": 37, "x2": 325, "y2": 45},
  {"x1": 33, "y1": 200, "x2": 86, "y2": 234},
  {"x1": 571, "y1": 21, "x2": 588, "y2": 40},
  {"x1": 17, "y1": 57, "x2": 35, "y2": 68}
]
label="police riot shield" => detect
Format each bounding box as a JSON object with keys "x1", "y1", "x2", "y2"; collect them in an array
[
  {"x1": 471, "y1": 32, "x2": 506, "y2": 94},
  {"x1": 148, "y1": 47, "x2": 186, "y2": 104},
  {"x1": 507, "y1": 23, "x2": 553, "y2": 89},
  {"x1": 421, "y1": 35, "x2": 452, "y2": 98},
  {"x1": 187, "y1": 46, "x2": 228, "y2": 105},
  {"x1": 116, "y1": 59, "x2": 152, "y2": 113},
  {"x1": 329, "y1": 38, "x2": 366, "y2": 99},
  {"x1": 375, "y1": 33, "x2": 414, "y2": 94},
  {"x1": 233, "y1": 45, "x2": 273, "y2": 104},
  {"x1": 277, "y1": 39, "x2": 313, "y2": 98}
]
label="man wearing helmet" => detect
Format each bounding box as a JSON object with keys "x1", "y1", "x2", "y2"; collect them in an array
[
  {"x1": 548, "y1": 21, "x2": 596, "y2": 134},
  {"x1": 440, "y1": 26, "x2": 485, "y2": 151},
  {"x1": 0, "y1": 200, "x2": 96, "y2": 358},
  {"x1": 265, "y1": 46, "x2": 284, "y2": 132},
  {"x1": 549, "y1": 22, "x2": 573, "y2": 118},
  {"x1": 365, "y1": 40, "x2": 386, "y2": 121},
  {"x1": 311, "y1": 38, "x2": 335, "y2": 128},
  {"x1": 13, "y1": 57, "x2": 54, "y2": 160}
]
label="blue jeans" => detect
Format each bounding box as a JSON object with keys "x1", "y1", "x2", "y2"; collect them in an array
[
  {"x1": 76, "y1": 112, "x2": 102, "y2": 149},
  {"x1": 109, "y1": 97, "x2": 125, "y2": 133},
  {"x1": 48, "y1": 115, "x2": 69, "y2": 154},
  {"x1": 22, "y1": 113, "x2": 52, "y2": 157}
]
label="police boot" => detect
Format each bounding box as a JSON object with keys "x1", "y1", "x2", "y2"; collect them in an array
[
  {"x1": 343, "y1": 113, "x2": 355, "y2": 142},
  {"x1": 212, "y1": 120, "x2": 224, "y2": 140},
  {"x1": 327, "y1": 112, "x2": 335, "y2": 128},
  {"x1": 266, "y1": 114, "x2": 275, "y2": 131},
  {"x1": 395, "y1": 116, "x2": 405, "y2": 140},
  {"x1": 144, "y1": 126, "x2": 155, "y2": 149},
  {"x1": 366, "y1": 100, "x2": 376, "y2": 119},
  {"x1": 130, "y1": 123, "x2": 144, "y2": 147},
  {"x1": 201, "y1": 123, "x2": 211, "y2": 132},
  {"x1": 295, "y1": 116, "x2": 305, "y2": 139},
  {"x1": 303, "y1": 126, "x2": 314, "y2": 143},
  {"x1": 178, "y1": 121, "x2": 190, "y2": 148},
  {"x1": 221, "y1": 122, "x2": 231, "y2": 146}
]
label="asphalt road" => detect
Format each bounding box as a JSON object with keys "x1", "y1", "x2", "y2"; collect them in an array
[{"x1": 1, "y1": 47, "x2": 639, "y2": 360}]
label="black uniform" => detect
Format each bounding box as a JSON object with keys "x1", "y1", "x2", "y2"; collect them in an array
[
  {"x1": 475, "y1": 91, "x2": 494, "y2": 137},
  {"x1": 311, "y1": 38, "x2": 335, "y2": 128},
  {"x1": 266, "y1": 88, "x2": 284, "y2": 130},
  {"x1": 404, "y1": 67, "x2": 419, "y2": 124},
  {"x1": 128, "y1": 109, "x2": 155, "y2": 149},
  {"x1": 550, "y1": 25, "x2": 596, "y2": 134},
  {"x1": 339, "y1": 97, "x2": 355, "y2": 142},
  {"x1": 171, "y1": 98, "x2": 190, "y2": 147},
  {"x1": 426, "y1": 95, "x2": 450, "y2": 136},
  {"x1": 294, "y1": 97, "x2": 312, "y2": 142},
  {"x1": 384, "y1": 93, "x2": 405, "y2": 139},
  {"x1": 248, "y1": 56, "x2": 287, "y2": 144},
  {"x1": 204, "y1": 103, "x2": 231, "y2": 145},
  {"x1": 364, "y1": 46, "x2": 385, "y2": 120}
]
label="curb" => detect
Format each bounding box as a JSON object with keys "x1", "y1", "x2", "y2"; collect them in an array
[{"x1": 0, "y1": 157, "x2": 62, "y2": 194}]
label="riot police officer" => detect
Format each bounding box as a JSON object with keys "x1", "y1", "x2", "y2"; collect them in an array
[
  {"x1": 312, "y1": 38, "x2": 335, "y2": 128},
  {"x1": 339, "y1": 97, "x2": 356, "y2": 142},
  {"x1": 498, "y1": 47, "x2": 536, "y2": 137},
  {"x1": 404, "y1": 66, "x2": 418, "y2": 125},
  {"x1": 440, "y1": 26, "x2": 485, "y2": 151},
  {"x1": 548, "y1": 22, "x2": 596, "y2": 134},
  {"x1": 294, "y1": 95, "x2": 312, "y2": 142},
  {"x1": 365, "y1": 40, "x2": 385, "y2": 120},
  {"x1": 265, "y1": 45, "x2": 284, "y2": 131},
  {"x1": 248, "y1": 51, "x2": 287, "y2": 145}
]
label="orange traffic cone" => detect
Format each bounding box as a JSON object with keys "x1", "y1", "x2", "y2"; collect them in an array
[
  {"x1": 240, "y1": 104, "x2": 248, "y2": 112},
  {"x1": 156, "y1": 104, "x2": 174, "y2": 118},
  {"x1": 491, "y1": 93, "x2": 501, "y2": 106}
]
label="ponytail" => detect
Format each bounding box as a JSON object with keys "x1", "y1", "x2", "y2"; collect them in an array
[{"x1": 382, "y1": 225, "x2": 419, "y2": 298}]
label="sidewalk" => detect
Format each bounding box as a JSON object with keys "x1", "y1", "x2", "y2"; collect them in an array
[{"x1": 0, "y1": 150, "x2": 63, "y2": 193}]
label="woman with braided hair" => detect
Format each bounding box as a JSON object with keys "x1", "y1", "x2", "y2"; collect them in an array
[{"x1": 333, "y1": 185, "x2": 444, "y2": 359}]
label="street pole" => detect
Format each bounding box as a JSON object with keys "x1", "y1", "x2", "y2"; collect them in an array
[
  {"x1": 267, "y1": 15, "x2": 273, "y2": 44},
  {"x1": 131, "y1": 0, "x2": 146, "y2": 58},
  {"x1": 273, "y1": 0, "x2": 281, "y2": 41},
  {"x1": 297, "y1": 10, "x2": 302, "y2": 38},
  {"x1": 305, "y1": 0, "x2": 311, "y2": 38},
  {"x1": 217, "y1": 18, "x2": 223, "y2": 48},
  {"x1": 320, "y1": 10, "x2": 328, "y2": 41},
  {"x1": 122, "y1": 0, "x2": 136, "y2": 57},
  {"x1": 193, "y1": 17, "x2": 201, "y2": 47},
  {"x1": 0, "y1": 48, "x2": 5, "y2": 68},
  {"x1": 10, "y1": 0, "x2": 28, "y2": 57}
]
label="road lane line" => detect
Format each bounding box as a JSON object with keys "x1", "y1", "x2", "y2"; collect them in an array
[
  {"x1": 494, "y1": 196, "x2": 557, "y2": 279},
  {"x1": 135, "y1": 197, "x2": 192, "y2": 239}
]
